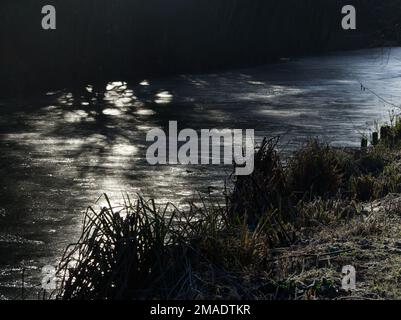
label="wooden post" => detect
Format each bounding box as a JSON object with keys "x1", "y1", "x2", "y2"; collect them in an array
[
  {"x1": 372, "y1": 132, "x2": 379, "y2": 146},
  {"x1": 361, "y1": 137, "x2": 368, "y2": 149},
  {"x1": 395, "y1": 116, "x2": 401, "y2": 140},
  {"x1": 380, "y1": 126, "x2": 391, "y2": 141}
]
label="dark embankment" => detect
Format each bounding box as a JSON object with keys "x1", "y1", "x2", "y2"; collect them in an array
[
  {"x1": 1, "y1": 0, "x2": 401, "y2": 98},
  {"x1": 52, "y1": 119, "x2": 401, "y2": 300}
]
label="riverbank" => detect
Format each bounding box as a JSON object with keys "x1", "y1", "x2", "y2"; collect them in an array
[{"x1": 54, "y1": 117, "x2": 401, "y2": 300}]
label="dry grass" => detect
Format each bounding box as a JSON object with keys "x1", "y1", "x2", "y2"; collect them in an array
[{"x1": 54, "y1": 132, "x2": 401, "y2": 300}]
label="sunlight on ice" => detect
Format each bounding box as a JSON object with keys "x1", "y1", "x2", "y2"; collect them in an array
[
  {"x1": 140, "y1": 80, "x2": 150, "y2": 86},
  {"x1": 135, "y1": 109, "x2": 156, "y2": 116},
  {"x1": 155, "y1": 91, "x2": 173, "y2": 104},
  {"x1": 102, "y1": 108, "x2": 123, "y2": 116},
  {"x1": 64, "y1": 110, "x2": 89, "y2": 123},
  {"x1": 106, "y1": 81, "x2": 127, "y2": 91}
]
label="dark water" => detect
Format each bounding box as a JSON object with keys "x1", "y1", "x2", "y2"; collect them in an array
[{"x1": 1, "y1": 47, "x2": 401, "y2": 299}]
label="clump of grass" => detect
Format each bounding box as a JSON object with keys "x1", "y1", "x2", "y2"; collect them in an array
[
  {"x1": 57, "y1": 195, "x2": 190, "y2": 299},
  {"x1": 355, "y1": 149, "x2": 387, "y2": 176},
  {"x1": 347, "y1": 148, "x2": 400, "y2": 201},
  {"x1": 287, "y1": 141, "x2": 348, "y2": 199},
  {"x1": 230, "y1": 138, "x2": 286, "y2": 219},
  {"x1": 296, "y1": 198, "x2": 359, "y2": 229},
  {"x1": 56, "y1": 193, "x2": 277, "y2": 300},
  {"x1": 379, "y1": 162, "x2": 401, "y2": 194},
  {"x1": 350, "y1": 175, "x2": 377, "y2": 201},
  {"x1": 229, "y1": 137, "x2": 291, "y2": 245}
]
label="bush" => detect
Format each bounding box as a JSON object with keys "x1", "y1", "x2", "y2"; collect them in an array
[
  {"x1": 374, "y1": 163, "x2": 401, "y2": 197},
  {"x1": 287, "y1": 140, "x2": 344, "y2": 199},
  {"x1": 229, "y1": 137, "x2": 288, "y2": 228},
  {"x1": 356, "y1": 151, "x2": 386, "y2": 176},
  {"x1": 350, "y1": 175, "x2": 376, "y2": 201}
]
